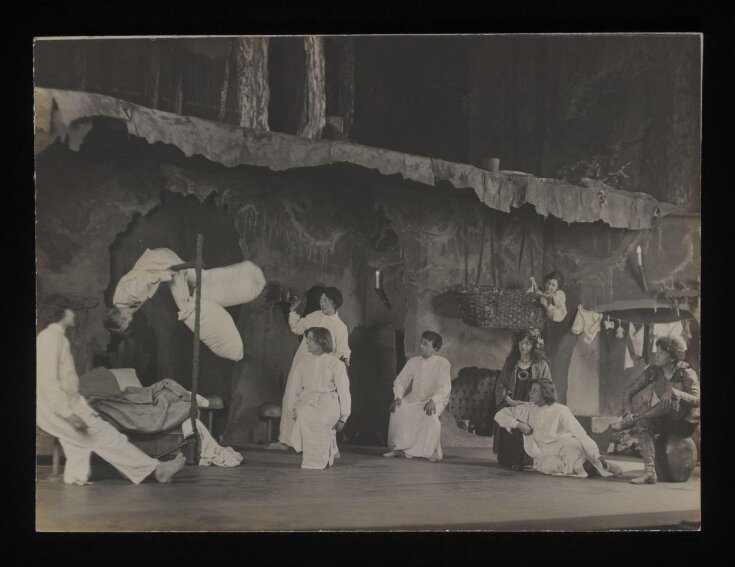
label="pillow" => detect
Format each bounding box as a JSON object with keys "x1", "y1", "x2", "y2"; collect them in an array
[
  {"x1": 185, "y1": 260, "x2": 266, "y2": 307},
  {"x1": 109, "y1": 368, "x2": 143, "y2": 391},
  {"x1": 78, "y1": 367, "x2": 122, "y2": 397},
  {"x1": 180, "y1": 299, "x2": 244, "y2": 361},
  {"x1": 170, "y1": 272, "x2": 244, "y2": 361}
]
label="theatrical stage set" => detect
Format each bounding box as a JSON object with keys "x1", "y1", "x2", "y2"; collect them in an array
[{"x1": 35, "y1": 35, "x2": 700, "y2": 531}]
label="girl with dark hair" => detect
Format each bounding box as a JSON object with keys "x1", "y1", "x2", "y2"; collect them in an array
[
  {"x1": 269, "y1": 285, "x2": 351, "y2": 450},
  {"x1": 528, "y1": 271, "x2": 567, "y2": 322},
  {"x1": 492, "y1": 329, "x2": 553, "y2": 470},
  {"x1": 289, "y1": 327, "x2": 351, "y2": 469}
]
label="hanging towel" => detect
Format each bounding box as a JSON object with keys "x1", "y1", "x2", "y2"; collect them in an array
[
  {"x1": 566, "y1": 334, "x2": 601, "y2": 416},
  {"x1": 630, "y1": 323, "x2": 645, "y2": 357},
  {"x1": 624, "y1": 323, "x2": 646, "y2": 369},
  {"x1": 571, "y1": 306, "x2": 603, "y2": 344},
  {"x1": 651, "y1": 321, "x2": 684, "y2": 352}
]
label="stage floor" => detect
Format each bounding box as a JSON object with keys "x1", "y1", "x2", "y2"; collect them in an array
[{"x1": 36, "y1": 445, "x2": 700, "y2": 531}]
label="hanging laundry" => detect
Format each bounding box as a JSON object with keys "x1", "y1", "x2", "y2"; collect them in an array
[
  {"x1": 616, "y1": 324, "x2": 625, "y2": 339},
  {"x1": 624, "y1": 323, "x2": 645, "y2": 370},
  {"x1": 682, "y1": 320, "x2": 693, "y2": 341},
  {"x1": 631, "y1": 323, "x2": 645, "y2": 357},
  {"x1": 571, "y1": 306, "x2": 603, "y2": 344},
  {"x1": 566, "y1": 333, "x2": 601, "y2": 416},
  {"x1": 651, "y1": 321, "x2": 684, "y2": 352}
]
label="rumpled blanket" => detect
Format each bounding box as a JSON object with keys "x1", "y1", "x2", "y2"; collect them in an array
[
  {"x1": 84, "y1": 378, "x2": 193, "y2": 434},
  {"x1": 182, "y1": 419, "x2": 243, "y2": 467}
]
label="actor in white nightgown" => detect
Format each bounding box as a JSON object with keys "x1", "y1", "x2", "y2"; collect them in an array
[
  {"x1": 271, "y1": 287, "x2": 350, "y2": 449},
  {"x1": 37, "y1": 297, "x2": 185, "y2": 485},
  {"x1": 494, "y1": 380, "x2": 622, "y2": 478},
  {"x1": 289, "y1": 327, "x2": 351, "y2": 469},
  {"x1": 383, "y1": 331, "x2": 451, "y2": 462}
]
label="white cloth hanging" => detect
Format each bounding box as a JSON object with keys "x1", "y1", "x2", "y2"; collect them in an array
[
  {"x1": 571, "y1": 306, "x2": 603, "y2": 344},
  {"x1": 651, "y1": 322, "x2": 684, "y2": 352},
  {"x1": 181, "y1": 418, "x2": 243, "y2": 467},
  {"x1": 624, "y1": 323, "x2": 646, "y2": 369}
]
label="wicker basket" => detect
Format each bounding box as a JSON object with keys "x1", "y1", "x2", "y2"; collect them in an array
[{"x1": 459, "y1": 287, "x2": 545, "y2": 330}]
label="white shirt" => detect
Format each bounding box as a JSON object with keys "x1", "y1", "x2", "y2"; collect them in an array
[
  {"x1": 393, "y1": 355, "x2": 452, "y2": 414},
  {"x1": 293, "y1": 353, "x2": 351, "y2": 422},
  {"x1": 36, "y1": 323, "x2": 84, "y2": 419}
]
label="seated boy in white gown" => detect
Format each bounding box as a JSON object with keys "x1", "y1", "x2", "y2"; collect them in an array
[
  {"x1": 383, "y1": 331, "x2": 451, "y2": 462},
  {"x1": 37, "y1": 296, "x2": 186, "y2": 485},
  {"x1": 494, "y1": 380, "x2": 623, "y2": 478}
]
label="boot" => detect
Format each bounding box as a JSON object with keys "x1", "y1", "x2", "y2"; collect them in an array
[
  {"x1": 611, "y1": 413, "x2": 638, "y2": 432},
  {"x1": 630, "y1": 433, "x2": 657, "y2": 485}
]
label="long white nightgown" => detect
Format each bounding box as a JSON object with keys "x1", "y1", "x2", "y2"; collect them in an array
[
  {"x1": 278, "y1": 310, "x2": 350, "y2": 445},
  {"x1": 289, "y1": 353, "x2": 351, "y2": 469},
  {"x1": 387, "y1": 355, "x2": 452, "y2": 460},
  {"x1": 494, "y1": 402, "x2": 612, "y2": 478}
]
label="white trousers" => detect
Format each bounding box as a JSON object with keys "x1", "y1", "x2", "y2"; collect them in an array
[{"x1": 38, "y1": 398, "x2": 158, "y2": 485}]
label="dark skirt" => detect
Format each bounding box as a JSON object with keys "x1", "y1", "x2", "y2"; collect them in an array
[{"x1": 493, "y1": 375, "x2": 533, "y2": 467}]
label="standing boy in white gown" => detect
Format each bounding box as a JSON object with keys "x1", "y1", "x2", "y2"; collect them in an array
[{"x1": 383, "y1": 331, "x2": 451, "y2": 462}]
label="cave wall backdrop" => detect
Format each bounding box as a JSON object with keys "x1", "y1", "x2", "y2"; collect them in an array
[{"x1": 36, "y1": 125, "x2": 699, "y2": 446}]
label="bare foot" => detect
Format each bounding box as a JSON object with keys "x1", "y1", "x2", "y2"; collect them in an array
[
  {"x1": 404, "y1": 453, "x2": 414, "y2": 459},
  {"x1": 429, "y1": 456, "x2": 440, "y2": 462},
  {"x1": 382, "y1": 450, "x2": 402, "y2": 458},
  {"x1": 154, "y1": 453, "x2": 186, "y2": 483},
  {"x1": 265, "y1": 442, "x2": 290, "y2": 451},
  {"x1": 606, "y1": 462, "x2": 624, "y2": 478}
]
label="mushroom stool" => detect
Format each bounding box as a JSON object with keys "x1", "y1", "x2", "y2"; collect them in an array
[
  {"x1": 654, "y1": 431, "x2": 698, "y2": 482},
  {"x1": 200, "y1": 395, "x2": 225, "y2": 440},
  {"x1": 257, "y1": 402, "x2": 282, "y2": 443}
]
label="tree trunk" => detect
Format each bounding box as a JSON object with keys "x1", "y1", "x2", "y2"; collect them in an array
[
  {"x1": 218, "y1": 40, "x2": 234, "y2": 121},
  {"x1": 235, "y1": 37, "x2": 270, "y2": 130},
  {"x1": 338, "y1": 37, "x2": 355, "y2": 139},
  {"x1": 172, "y1": 44, "x2": 184, "y2": 115},
  {"x1": 297, "y1": 36, "x2": 326, "y2": 139},
  {"x1": 149, "y1": 41, "x2": 161, "y2": 109},
  {"x1": 173, "y1": 72, "x2": 184, "y2": 115},
  {"x1": 74, "y1": 43, "x2": 87, "y2": 91}
]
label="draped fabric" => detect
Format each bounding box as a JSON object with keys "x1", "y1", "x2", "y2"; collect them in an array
[{"x1": 35, "y1": 87, "x2": 677, "y2": 230}]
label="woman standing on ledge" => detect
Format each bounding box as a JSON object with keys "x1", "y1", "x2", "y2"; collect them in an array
[{"x1": 492, "y1": 329, "x2": 552, "y2": 471}]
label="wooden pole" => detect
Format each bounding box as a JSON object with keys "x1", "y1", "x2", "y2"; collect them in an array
[
  {"x1": 189, "y1": 234, "x2": 204, "y2": 463},
  {"x1": 475, "y1": 216, "x2": 487, "y2": 287}
]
